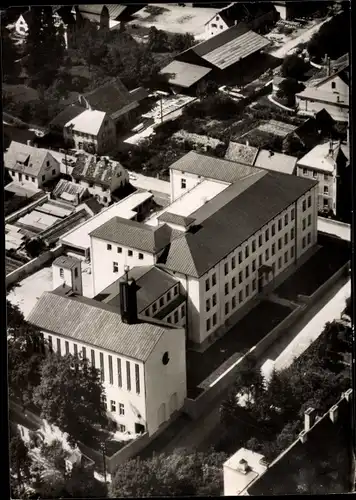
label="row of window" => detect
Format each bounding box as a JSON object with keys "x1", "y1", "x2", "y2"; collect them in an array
[
  {"x1": 10, "y1": 170, "x2": 56, "y2": 182},
  {"x1": 302, "y1": 215, "x2": 313, "y2": 231},
  {"x1": 166, "y1": 303, "x2": 185, "y2": 324},
  {"x1": 48, "y1": 337, "x2": 141, "y2": 394},
  {"x1": 109, "y1": 244, "x2": 145, "y2": 261},
  {"x1": 302, "y1": 169, "x2": 332, "y2": 181},
  {"x1": 59, "y1": 267, "x2": 79, "y2": 278},
  {"x1": 102, "y1": 396, "x2": 125, "y2": 415},
  {"x1": 302, "y1": 195, "x2": 313, "y2": 212},
  {"x1": 144, "y1": 286, "x2": 180, "y2": 316}
]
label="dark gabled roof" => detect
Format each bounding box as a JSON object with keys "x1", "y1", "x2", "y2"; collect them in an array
[
  {"x1": 27, "y1": 291, "x2": 175, "y2": 362},
  {"x1": 82, "y1": 79, "x2": 132, "y2": 117},
  {"x1": 90, "y1": 217, "x2": 174, "y2": 254},
  {"x1": 82, "y1": 197, "x2": 103, "y2": 215},
  {"x1": 157, "y1": 212, "x2": 196, "y2": 228},
  {"x1": 160, "y1": 61, "x2": 212, "y2": 88},
  {"x1": 169, "y1": 150, "x2": 262, "y2": 183},
  {"x1": 49, "y1": 104, "x2": 85, "y2": 132},
  {"x1": 224, "y1": 141, "x2": 259, "y2": 165},
  {"x1": 159, "y1": 170, "x2": 317, "y2": 277},
  {"x1": 99, "y1": 265, "x2": 179, "y2": 312},
  {"x1": 307, "y1": 53, "x2": 349, "y2": 87},
  {"x1": 216, "y1": 1, "x2": 275, "y2": 28},
  {"x1": 184, "y1": 24, "x2": 270, "y2": 70}
]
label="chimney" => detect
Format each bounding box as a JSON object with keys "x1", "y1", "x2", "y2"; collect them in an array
[
  {"x1": 299, "y1": 430, "x2": 307, "y2": 444},
  {"x1": 27, "y1": 139, "x2": 32, "y2": 146},
  {"x1": 245, "y1": 139, "x2": 249, "y2": 147},
  {"x1": 304, "y1": 407, "x2": 315, "y2": 432},
  {"x1": 237, "y1": 458, "x2": 249, "y2": 474},
  {"x1": 119, "y1": 276, "x2": 138, "y2": 324},
  {"x1": 344, "y1": 388, "x2": 352, "y2": 402},
  {"x1": 327, "y1": 57, "x2": 331, "y2": 76},
  {"x1": 329, "y1": 404, "x2": 339, "y2": 423}
]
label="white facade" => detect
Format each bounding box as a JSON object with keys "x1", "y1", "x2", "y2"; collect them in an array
[
  {"x1": 7, "y1": 152, "x2": 61, "y2": 189},
  {"x1": 223, "y1": 448, "x2": 267, "y2": 496},
  {"x1": 296, "y1": 163, "x2": 337, "y2": 213},
  {"x1": 170, "y1": 168, "x2": 229, "y2": 202},
  {"x1": 15, "y1": 14, "x2": 29, "y2": 35},
  {"x1": 75, "y1": 168, "x2": 129, "y2": 207},
  {"x1": 64, "y1": 114, "x2": 116, "y2": 155},
  {"x1": 53, "y1": 262, "x2": 83, "y2": 295},
  {"x1": 205, "y1": 13, "x2": 230, "y2": 38},
  {"x1": 41, "y1": 325, "x2": 186, "y2": 436}
]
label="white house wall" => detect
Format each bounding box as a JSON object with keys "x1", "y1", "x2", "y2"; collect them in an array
[
  {"x1": 205, "y1": 14, "x2": 230, "y2": 38},
  {"x1": 297, "y1": 165, "x2": 337, "y2": 213},
  {"x1": 170, "y1": 169, "x2": 202, "y2": 202},
  {"x1": 144, "y1": 327, "x2": 186, "y2": 435},
  {"x1": 318, "y1": 75, "x2": 349, "y2": 97}
]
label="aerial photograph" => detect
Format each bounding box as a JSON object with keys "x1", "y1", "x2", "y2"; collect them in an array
[{"x1": 2, "y1": 1, "x2": 352, "y2": 498}]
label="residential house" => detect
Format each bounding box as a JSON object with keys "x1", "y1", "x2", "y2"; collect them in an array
[
  {"x1": 88, "y1": 151, "x2": 318, "y2": 349},
  {"x1": 223, "y1": 390, "x2": 353, "y2": 495},
  {"x1": 4, "y1": 141, "x2": 61, "y2": 190},
  {"x1": 174, "y1": 23, "x2": 271, "y2": 85},
  {"x1": 296, "y1": 54, "x2": 349, "y2": 122},
  {"x1": 71, "y1": 153, "x2": 129, "y2": 206},
  {"x1": 52, "y1": 178, "x2": 90, "y2": 207},
  {"x1": 296, "y1": 139, "x2": 350, "y2": 215},
  {"x1": 205, "y1": 2, "x2": 277, "y2": 38},
  {"x1": 160, "y1": 60, "x2": 213, "y2": 95},
  {"x1": 27, "y1": 282, "x2": 187, "y2": 437},
  {"x1": 72, "y1": 5, "x2": 137, "y2": 30},
  {"x1": 48, "y1": 104, "x2": 85, "y2": 142},
  {"x1": 284, "y1": 109, "x2": 336, "y2": 153},
  {"x1": 64, "y1": 109, "x2": 116, "y2": 155},
  {"x1": 14, "y1": 9, "x2": 32, "y2": 36}
]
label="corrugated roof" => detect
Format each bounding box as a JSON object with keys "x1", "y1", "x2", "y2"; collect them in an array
[
  {"x1": 53, "y1": 179, "x2": 87, "y2": 200},
  {"x1": 159, "y1": 169, "x2": 317, "y2": 277},
  {"x1": 90, "y1": 217, "x2": 173, "y2": 253},
  {"x1": 71, "y1": 153, "x2": 126, "y2": 188},
  {"x1": 188, "y1": 24, "x2": 270, "y2": 70},
  {"x1": 4, "y1": 141, "x2": 55, "y2": 177},
  {"x1": 169, "y1": 150, "x2": 261, "y2": 183},
  {"x1": 158, "y1": 212, "x2": 196, "y2": 228},
  {"x1": 27, "y1": 292, "x2": 172, "y2": 362},
  {"x1": 254, "y1": 149, "x2": 297, "y2": 175},
  {"x1": 257, "y1": 120, "x2": 297, "y2": 138},
  {"x1": 78, "y1": 4, "x2": 127, "y2": 19},
  {"x1": 160, "y1": 60, "x2": 212, "y2": 88},
  {"x1": 224, "y1": 142, "x2": 259, "y2": 165},
  {"x1": 53, "y1": 255, "x2": 81, "y2": 270}
]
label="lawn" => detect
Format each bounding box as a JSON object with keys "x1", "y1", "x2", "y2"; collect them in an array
[
  {"x1": 276, "y1": 237, "x2": 350, "y2": 301},
  {"x1": 186, "y1": 301, "x2": 291, "y2": 393}
]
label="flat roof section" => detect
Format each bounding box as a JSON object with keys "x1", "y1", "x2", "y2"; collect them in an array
[
  {"x1": 60, "y1": 191, "x2": 153, "y2": 251},
  {"x1": 160, "y1": 61, "x2": 212, "y2": 88}
]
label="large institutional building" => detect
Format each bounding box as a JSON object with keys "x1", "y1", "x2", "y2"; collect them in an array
[{"x1": 28, "y1": 151, "x2": 318, "y2": 436}]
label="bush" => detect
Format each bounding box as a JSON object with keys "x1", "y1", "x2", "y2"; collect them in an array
[{"x1": 281, "y1": 54, "x2": 309, "y2": 80}]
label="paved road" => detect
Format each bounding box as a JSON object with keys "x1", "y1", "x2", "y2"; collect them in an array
[{"x1": 271, "y1": 17, "x2": 331, "y2": 59}]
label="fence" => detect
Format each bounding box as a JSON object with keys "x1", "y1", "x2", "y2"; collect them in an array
[
  {"x1": 5, "y1": 193, "x2": 49, "y2": 224},
  {"x1": 6, "y1": 245, "x2": 63, "y2": 287}
]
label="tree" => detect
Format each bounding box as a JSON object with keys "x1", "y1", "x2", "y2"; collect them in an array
[
  {"x1": 24, "y1": 238, "x2": 47, "y2": 258},
  {"x1": 66, "y1": 464, "x2": 108, "y2": 498},
  {"x1": 10, "y1": 434, "x2": 32, "y2": 491},
  {"x1": 281, "y1": 54, "x2": 309, "y2": 80},
  {"x1": 34, "y1": 354, "x2": 107, "y2": 446},
  {"x1": 1, "y1": 24, "x2": 20, "y2": 83},
  {"x1": 196, "y1": 80, "x2": 219, "y2": 99},
  {"x1": 170, "y1": 32, "x2": 195, "y2": 52},
  {"x1": 276, "y1": 78, "x2": 304, "y2": 105},
  {"x1": 109, "y1": 450, "x2": 227, "y2": 497},
  {"x1": 147, "y1": 26, "x2": 170, "y2": 52},
  {"x1": 307, "y1": 10, "x2": 350, "y2": 61}
]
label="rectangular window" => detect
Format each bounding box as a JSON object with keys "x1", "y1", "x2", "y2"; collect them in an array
[
  {"x1": 291, "y1": 246, "x2": 295, "y2": 259},
  {"x1": 238, "y1": 251, "x2": 243, "y2": 263},
  {"x1": 206, "y1": 318, "x2": 211, "y2": 331},
  {"x1": 302, "y1": 200, "x2": 306, "y2": 212},
  {"x1": 167, "y1": 316, "x2": 171, "y2": 323},
  {"x1": 25, "y1": 175, "x2": 29, "y2": 180},
  {"x1": 212, "y1": 293, "x2": 217, "y2": 306},
  {"x1": 252, "y1": 279, "x2": 256, "y2": 291},
  {"x1": 313, "y1": 171, "x2": 317, "y2": 179},
  {"x1": 113, "y1": 261, "x2": 119, "y2": 273},
  {"x1": 100, "y1": 352, "x2": 104, "y2": 382},
  {"x1": 107, "y1": 244, "x2": 112, "y2": 250},
  {"x1": 232, "y1": 296, "x2": 236, "y2": 309},
  {"x1": 82, "y1": 346, "x2": 86, "y2": 361},
  {"x1": 307, "y1": 232, "x2": 311, "y2": 244},
  {"x1": 145, "y1": 309, "x2": 149, "y2": 316},
  {"x1": 110, "y1": 400, "x2": 116, "y2": 412},
  {"x1": 212, "y1": 313, "x2": 217, "y2": 326},
  {"x1": 278, "y1": 256, "x2": 282, "y2": 269},
  {"x1": 181, "y1": 304, "x2": 185, "y2": 318},
  {"x1": 231, "y1": 277, "x2": 236, "y2": 289},
  {"x1": 252, "y1": 259, "x2": 256, "y2": 272},
  {"x1": 73, "y1": 343, "x2": 78, "y2": 358},
  {"x1": 128, "y1": 250, "x2": 133, "y2": 257},
  {"x1": 245, "y1": 266, "x2": 249, "y2": 278},
  {"x1": 118, "y1": 424, "x2": 126, "y2": 432},
  {"x1": 284, "y1": 251, "x2": 288, "y2": 264},
  {"x1": 291, "y1": 228, "x2": 295, "y2": 240},
  {"x1": 225, "y1": 302, "x2": 229, "y2": 315},
  {"x1": 152, "y1": 303, "x2": 157, "y2": 314},
  {"x1": 245, "y1": 284, "x2": 249, "y2": 297},
  {"x1": 258, "y1": 234, "x2": 263, "y2": 247},
  {"x1": 159, "y1": 297, "x2": 164, "y2": 308},
  {"x1": 284, "y1": 233, "x2": 288, "y2": 245},
  {"x1": 239, "y1": 290, "x2": 243, "y2": 302},
  {"x1": 212, "y1": 273, "x2": 216, "y2": 286},
  {"x1": 231, "y1": 256, "x2": 236, "y2": 270},
  {"x1": 126, "y1": 361, "x2": 131, "y2": 391},
  {"x1": 91, "y1": 349, "x2": 95, "y2": 366},
  {"x1": 117, "y1": 247, "x2": 122, "y2": 253},
  {"x1": 138, "y1": 253, "x2": 144, "y2": 260},
  {"x1": 278, "y1": 238, "x2": 282, "y2": 250},
  {"x1": 181, "y1": 178, "x2": 186, "y2": 189},
  {"x1": 206, "y1": 299, "x2": 211, "y2": 312},
  {"x1": 252, "y1": 239, "x2": 256, "y2": 253},
  {"x1": 308, "y1": 195, "x2": 312, "y2": 208},
  {"x1": 48, "y1": 335, "x2": 53, "y2": 352},
  {"x1": 259, "y1": 254, "x2": 263, "y2": 266},
  {"x1": 119, "y1": 403, "x2": 124, "y2": 415},
  {"x1": 224, "y1": 262, "x2": 229, "y2": 276},
  {"x1": 265, "y1": 228, "x2": 269, "y2": 241},
  {"x1": 135, "y1": 364, "x2": 140, "y2": 395},
  {"x1": 291, "y1": 208, "x2": 295, "y2": 220},
  {"x1": 109, "y1": 355, "x2": 113, "y2": 384},
  {"x1": 167, "y1": 291, "x2": 171, "y2": 301},
  {"x1": 59, "y1": 268, "x2": 64, "y2": 278},
  {"x1": 271, "y1": 224, "x2": 276, "y2": 237},
  {"x1": 324, "y1": 185, "x2": 329, "y2": 194},
  {"x1": 303, "y1": 168, "x2": 308, "y2": 176},
  {"x1": 308, "y1": 214, "x2": 312, "y2": 226},
  {"x1": 238, "y1": 271, "x2": 243, "y2": 284},
  {"x1": 174, "y1": 310, "x2": 179, "y2": 323},
  {"x1": 265, "y1": 248, "x2": 269, "y2": 261},
  {"x1": 42, "y1": 175, "x2": 45, "y2": 181},
  {"x1": 272, "y1": 243, "x2": 275, "y2": 256},
  {"x1": 205, "y1": 278, "x2": 210, "y2": 292},
  {"x1": 102, "y1": 395, "x2": 107, "y2": 409},
  {"x1": 302, "y1": 218, "x2": 306, "y2": 231},
  {"x1": 278, "y1": 219, "x2": 282, "y2": 231},
  {"x1": 225, "y1": 283, "x2": 229, "y2": 296},
  {"x1": 245, "y1": 246, "x2": 249, "y2": 259},
  {"x1": 284, "y1": 213, "x2": 288, "y2": 226},
  {"x1": 174, "y1": 285, "x2": 178, "y2": 296},
  {"x1": 57, "y1": 338, "x2": 61, "y2": 354}
]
